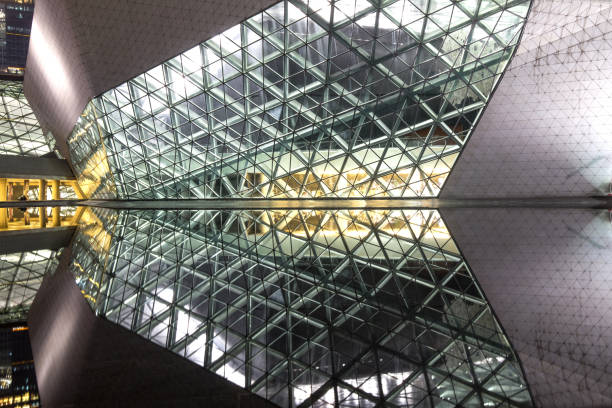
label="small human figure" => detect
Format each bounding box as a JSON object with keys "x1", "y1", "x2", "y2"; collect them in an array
[{"x1": 18, "y1": 194, "x2": 29, "y2": 225}]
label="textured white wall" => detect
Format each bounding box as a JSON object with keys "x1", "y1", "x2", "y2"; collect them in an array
[
  {"x1": 442, "y1": 0, "x2": 612, "y2": 198},
  {"x1": 442, "y1": 208, "x2": 612, "y2": 407}
]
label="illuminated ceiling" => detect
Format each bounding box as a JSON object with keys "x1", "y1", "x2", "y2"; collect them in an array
[
  {"x1": 0, "y1": 249, "x2": 60, "y2": 323},
  {"x1": 66, "y1": 0, "x2": 531, "y2": 199}
]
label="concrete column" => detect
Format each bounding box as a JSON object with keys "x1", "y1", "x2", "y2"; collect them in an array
[
  {"x1": 52, "y1": 180, "x2": 60, "y2": 227},
  {"x1": 0, "y1": 178, "x2": 7, "y2": 229},
  {"x1": 39, "y1": 180, "x2": 47, "y2": 228}
]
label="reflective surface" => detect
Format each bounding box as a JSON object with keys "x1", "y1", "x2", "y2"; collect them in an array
[
  {"x1": 0, "y1": 1, "x2": 34, "y2": 77},
  {"x1": 0, "y1": 204, "x2": 77, "y2": 323},
  {"x1": 0, "y1": 204, "x2": 80, "y2": 231},
  {"x1": 67, "y1": 0, "x2": 530, "y2": 199},
  {"x1": 69, "y1": 207, "x2": 532, "y2": 407},
  {"x1": 0, "y1": 324, "x2": 40, "y2": 407},
  {"x1": 0, "y1": 250, "x2": 61, "y2": 323}
]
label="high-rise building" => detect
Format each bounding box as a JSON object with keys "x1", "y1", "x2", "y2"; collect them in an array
[
  {"x1": 0, "y1": 324, "x2": 39, "y2": 408},
  {"x1": 0, "y1": 0, "x2": 33, "y2": 77}
]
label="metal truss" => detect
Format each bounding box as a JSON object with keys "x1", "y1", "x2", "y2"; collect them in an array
[
  {"x1": 66, "y1": 0, "x2": 531, "y2": 199},
  {"x1": 0, "y1": 250, "x2": 61, "y2": 323},
  {"x1": 70, "y1": 207, "x2": 533, "y2": 407},
  {"x1": 62, "y1": 1, "x2": 534, "y2": 405}
]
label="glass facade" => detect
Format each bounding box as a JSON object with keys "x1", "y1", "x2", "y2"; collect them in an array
[
  {"x1": 67, "y1": 0, "x2": 530, "y2": 199},
  {"x1": 53, "y1": 0, "x2": 536, "y2": 405},
  {"x1": 0, "y1": 324, "x2": 39, "y2": 407},
  {"x1": 0, "y1": 80, "x2": 49, "y2": 156},
  {"x1": 67, "y1": 103, "x2": 118, "y2": 199},
  {"x1": 70, "y1": 207, "x2": 533, "y2": 407},
  {"x1": 0, "y1": 250, "x2": 60, "y2": 323}
]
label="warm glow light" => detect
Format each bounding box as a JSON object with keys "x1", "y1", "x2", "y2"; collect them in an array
[
  {"x1": 28, "y1": 17, "x2": 78, "y2": 123},
  {"x1": 249, "y1": 209, "x2": 453, "y2": 241},
  {"x1": 244, "y1": 163, "x2": 454, "y2": 198},
  {"x1": 77, "y1": 207, "x2": 113, "y2": 254}
]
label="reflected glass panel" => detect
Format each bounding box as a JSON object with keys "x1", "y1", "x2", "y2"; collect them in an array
[
  {"x1": 70, "y1": 208, "x2": 533, "y2": 407},
  {"x1": 0, "y1": 206, "x2": 80, "y2": 231},
  {"x1": 0, "y1": 250, "x2": 61, "y2": 323}
]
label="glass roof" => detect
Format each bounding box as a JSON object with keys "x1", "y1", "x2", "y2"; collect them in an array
[
  {"x1": 67, "y1": 0, "x2": 531, "y2": 199},
  {"x1": 67, "y1": 206, "x2": 533, "y2": 407},
  {"x1": 0, "y1": 80, "x2": 50, "y2": 157}
]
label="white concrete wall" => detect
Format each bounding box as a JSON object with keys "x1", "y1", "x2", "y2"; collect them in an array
[
  {"x1": 442, "y1": 208, "x2": 612, "y2": 407},
  {"x1": 442, "y1": 0, "x2": 612, "y2": 198}
]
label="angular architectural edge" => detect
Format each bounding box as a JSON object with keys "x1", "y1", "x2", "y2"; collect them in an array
[{"x1": 66, "y1": 0, "x2": 531, "y2": 200}]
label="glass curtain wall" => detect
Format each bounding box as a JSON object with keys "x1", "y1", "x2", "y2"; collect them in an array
[
  {"x1": 59, "y1": 1, "x2": 534, "y2": 406},
  {"x1": 67, "y1": 0, "x2": 531, "y2": 199}
]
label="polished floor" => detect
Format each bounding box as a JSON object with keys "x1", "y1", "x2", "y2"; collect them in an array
[{"x1": 2, "y1": 196, "x2": 608, "y2": 210}]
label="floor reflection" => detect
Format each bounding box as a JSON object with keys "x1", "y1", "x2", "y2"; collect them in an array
[
  {"x1": 0, "y1": 206, "x2": 81, "y2": 231},
  {"x1": 0, "y1": 206, "x2": 78, "y2": 323},
  {"x1": 69, "y1": 208, "x2": 532, "y2": 407},
  {"x1": 0, "y1": 250, "x2": 61, "y2": 323}
]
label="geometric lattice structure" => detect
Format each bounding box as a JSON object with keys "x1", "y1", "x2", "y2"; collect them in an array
[
  {"x1": 0, "y1": 1, "x2": 34, "y2": 76},
  {"x1": 0, "y1": 250, "x2": 60, "y2": 323},
  {"x1": 70, "y1": 207, "x2": 533, "y2": 407},
  {"x1": 0, "y1": 80, "x2": 49, "y2": 156},
  {"x1": 67, "y1": 103, "x2": 118, "y2": 199},
  {"x1": 67, "y1": 0, "x2": 531, "y2": 199},
  {"x1": 441, "y1": 0, "x2": 612, "y2": 199}
]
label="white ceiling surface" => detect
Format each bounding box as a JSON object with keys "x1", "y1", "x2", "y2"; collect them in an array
[
  {"x1": 23, "y1": 0, "x2": 277, "y2": 159},
  {"x1": 441, "y1": 0, "x2": 612, "y2": 198},
  {"x1": 442, "y1": 208, "x2": 612, "y2": 407}
]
